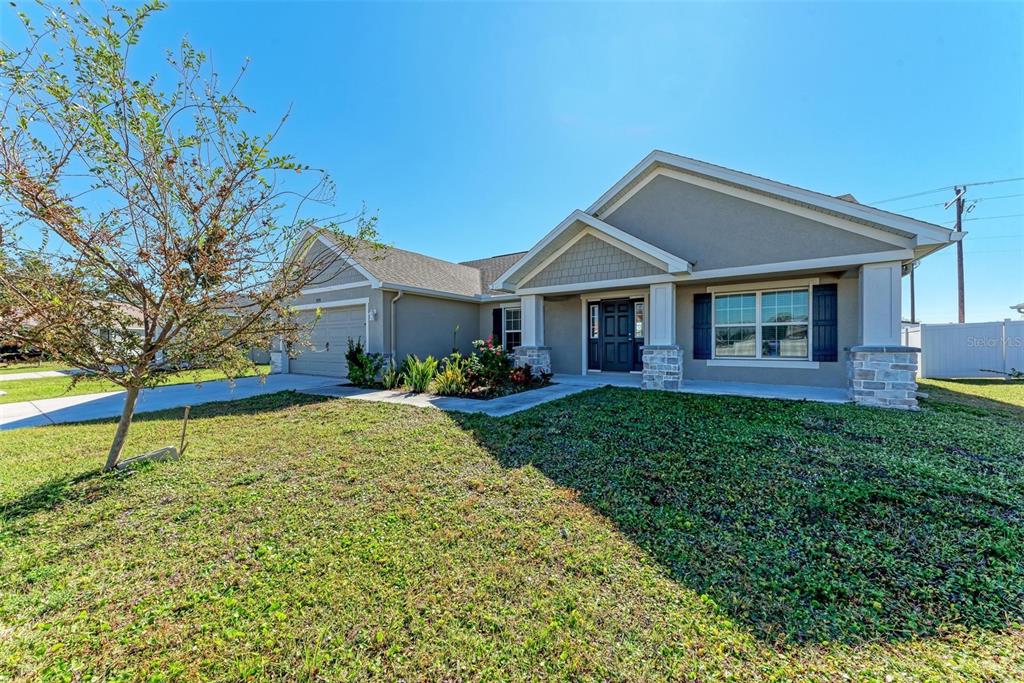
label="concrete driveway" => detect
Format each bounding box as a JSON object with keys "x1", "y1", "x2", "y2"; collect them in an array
[{"x1": 0, "y1": 374, "x2": 337, "y2": 430}]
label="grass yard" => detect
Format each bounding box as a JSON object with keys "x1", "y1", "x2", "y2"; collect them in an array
[
  {"x1": 1, "y1": 386, "x2": 1022, "y2": 680},
  {"x1": 0, "y1": 365, "x2": 270, "y2": 405},
  {"x1": 919, "y1": 378, "x2": 1024, "y2": 416},
  {"x1": 0, "y1": 361, "x2": 74, "y2": 376}
]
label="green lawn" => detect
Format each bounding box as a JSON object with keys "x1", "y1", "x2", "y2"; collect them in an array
[
  {"x1": 0, "y1": 361, "x2": 74, "y2": 375},
  {"x1": 0, "y1": 365, "x2": 270, "y2": 404},
  {"x1": 1, "y1": 387, "x2": 1021, "y2": 680},
  {"x1": 919, "y1": 378, "x2": 1024, "y2": 415}
]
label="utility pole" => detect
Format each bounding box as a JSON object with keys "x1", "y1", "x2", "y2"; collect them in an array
[{"x1": 947, "y1": 186, "x2": 967, "y2": 323}]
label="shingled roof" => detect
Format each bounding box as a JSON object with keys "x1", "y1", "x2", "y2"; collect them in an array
[
  {"x1": 343, "y1": 240, "x2": 523, "y2": 298},
  {"x1": 460, "y1": 252, "x2": 529, "y2": 294}
]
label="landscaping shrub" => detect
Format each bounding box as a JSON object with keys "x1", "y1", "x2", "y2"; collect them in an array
[
  {"x1": 344, "y1": 338, "x2": 385, "y2": 387},
  {"x1": 509, "y1": 363, "x2": 533, "y2": 387},
  {"x1": 468, "y1": 336, "x2": 512, "y2": 390},
  {"x1": 381, "y1": 359, "x2": 404, "y2": 390},
  {"x1": 432, "y1": 353, "x2": 469, "y2": 396},
  {"x1": 403, "y1": 355, "x2": 438, "y2": 393},
  {"x1": 379, "y1": 342, "x2": 551, "y2": 398}
]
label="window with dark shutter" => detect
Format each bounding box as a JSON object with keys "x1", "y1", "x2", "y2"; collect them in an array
[
  {"x1": 812, "y1": 284, "x2": 838, "y2": 362},
  {"x1": 491, "y1": 308, "x2": 502, "y2": 344},
  {"x1": 693, "y1": 293, "x2": 712, "y2": 359}
]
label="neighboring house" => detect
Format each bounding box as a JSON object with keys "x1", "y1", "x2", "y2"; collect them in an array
[
  {"x1": 2, "y1": 300, "x2": 147, "y2": 360},
  {"x1": 93, "y1": 301, "x2": 146, "y2": 343},
  {"x1": 279, "y1": 151, "x2": 961, "y2": 408}
]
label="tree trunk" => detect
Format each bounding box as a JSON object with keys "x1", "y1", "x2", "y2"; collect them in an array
[{"x1": 104, "y1": 385, "x2": 140, "y2": 471}]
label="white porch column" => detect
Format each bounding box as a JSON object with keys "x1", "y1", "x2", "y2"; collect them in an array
[
  {"x1": 849, "y1": 261, "x2": 920, "y2": 409},
  {"x1": 521, "y1": 294, "x2": 545, "y2": 346},
  {"x1": 642, "y1": 283, "x2": 682, "y2": 391},
  {"x1": 648, "y1": 283, "x2": 677, "y2": 346},
  {"x1": 858, "y1": 261, "x2": 902, "y2": 345},
  {"x1": 514, "y1": 295, "x2": 551, "y2": 375}
]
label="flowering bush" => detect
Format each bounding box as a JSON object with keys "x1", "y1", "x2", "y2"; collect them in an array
[
  {"x1": 468, "y1": 335, "x2": 513, "y2": 390},
  {"x1": 385, "y1": 338, "x2": 551, "y2": 398},
  {"x1": 509, "y1": 363, "x2": 533, "y2": 387}
]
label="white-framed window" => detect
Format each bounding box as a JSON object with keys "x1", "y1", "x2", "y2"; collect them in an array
[
  {"x1": 504, "y1": 307, "x2": 522, "y2": 350},
  {"x1": 589, "y1": 304, "x2": 599, "y2": 339},
  {"x1": 633, "y1": 301, "x2": 645, "y2": 339},
  {"x1": 713, "y1": 288, "x2": 810, "y2": 359}
]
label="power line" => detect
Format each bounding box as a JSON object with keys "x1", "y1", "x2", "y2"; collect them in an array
[
  {"x1": 962, "y1": 176, "x2": 1024, "y2": 188},
  {"x1": 942, "y1": 213, "x2": 1024, "y2": 225},
  {"x1": 868, "y1": 185, "x2": 954, "y2": 206},
  {"x1": 894, "y1": 192, "x2": 1024, "y2": 212},
  {"x1": 966, "y1": 233, "x2": 1024, "y2": 241},
  {"x1": 972, "y1": 192, "x2": 1024, "y2": 202},
  {"x1": 868, "y1": 176, "x2": 1024, "y2": 206},
  {"x1": 964, "y1": 213, "x2": 1024, "y2": 222}
]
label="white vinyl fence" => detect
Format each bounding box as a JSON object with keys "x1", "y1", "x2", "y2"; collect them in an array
[{"x1": 919, "y1": 319, "x2": 1024, "y2": 379}]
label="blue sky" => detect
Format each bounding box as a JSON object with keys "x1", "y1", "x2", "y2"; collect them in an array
[{"x1": 3, "y1": 1, "x2": 1022, "y2": 322}]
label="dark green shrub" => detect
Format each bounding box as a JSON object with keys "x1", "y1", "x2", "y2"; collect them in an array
[
  {"x1": 381, "y1": 359, "x2": 404, "y2": 390},
  {"x1": 345, "y1": 338, "x2": 384, "y2": 387}
]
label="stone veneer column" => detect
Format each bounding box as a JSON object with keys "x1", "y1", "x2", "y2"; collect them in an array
[
  {"x1": 514, "y1": 294, "x2": 550, "y2": 375},
  {"x1": 847, "y1": 345, "x2": 920, "y2": 409},
  {"x1": 513, "y1": 346, "x2": 552, "y2": 375},
  {"x1": 642, "y1": 282, "x2": 682, "y2": 391},
  {"x1": 641, "y1": 345, "x2": 683, "y2": 391}
]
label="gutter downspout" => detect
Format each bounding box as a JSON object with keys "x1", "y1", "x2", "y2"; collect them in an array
[{"x1": 390, "y1": 290, "x2": 403, "y2": 361}]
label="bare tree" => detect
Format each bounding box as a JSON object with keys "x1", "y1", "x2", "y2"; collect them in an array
[{"x1": 0, "y1": 1, "x2": 380, "y2": 470}]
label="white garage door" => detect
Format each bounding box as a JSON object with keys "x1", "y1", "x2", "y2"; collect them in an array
[{"x1": 290, "y1": 305, "x2": 366, "y2": 378}]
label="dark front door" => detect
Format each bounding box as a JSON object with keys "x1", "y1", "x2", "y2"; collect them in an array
[{"x1": 601, "y1": 300, "x2": 633, "y2": 372}]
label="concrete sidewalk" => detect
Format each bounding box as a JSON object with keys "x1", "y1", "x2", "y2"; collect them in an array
[
  {"x1": 2, "y1": 369, "x2": 852, "y2": 431},
  {"x1": 301, "y1": 372, "x2": 849, "y2": 417},
  {"x1": 0, "y1": 369, "x2": 82, "y2": 382},
  {"x1": 302, "y1": 381, "x2": 597, "y2": 417},
  {"x1": 0, "y1": 374, "x2": 337, "y2": 430}
]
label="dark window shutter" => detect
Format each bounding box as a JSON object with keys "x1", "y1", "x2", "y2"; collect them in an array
[
  {"x1": 693, "y1": 293, "x2": 712, "y2": 359},
  {"x1": 812, "y1": 284, "x2": 838, "y2": 362},
  {"x1": 491, "y1": 308, "x2": 503, "y2": 343}
]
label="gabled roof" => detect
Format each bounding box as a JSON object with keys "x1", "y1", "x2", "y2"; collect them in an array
[
  {"x1": 293, "y1": 152, "x2": 963, "y2": 301},
  {"x1": 301, "y1": 228, "x2": 521, "y2": 299},
  {"x1": 587, "y1": 150, "x2": 958, "y2": 247},
  {"x1": 460, "y1": 252, "x2": 529, "y2": 294},
  {"x1": 350, "y1": 242, "x2": 484, "y2": 298},
  {"x1": 492, "y1": 210, "x2": 691, "y2": 291}
]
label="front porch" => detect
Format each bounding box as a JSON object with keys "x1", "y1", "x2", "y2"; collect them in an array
[
  {"x1": 507, "y1": 260, "x2": 921, "y2": 409},
  {"x1": 553, "y1": 372, "x2": 849, "y2": 404}
]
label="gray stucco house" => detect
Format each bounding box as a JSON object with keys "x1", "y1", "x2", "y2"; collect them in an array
[{"x1": 276, "y1": 151, "x2": 961, "y2": 408}]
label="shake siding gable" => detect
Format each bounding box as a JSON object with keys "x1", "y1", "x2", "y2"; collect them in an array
[{"x1": 521, "y1": 234, "x2": 663, "y2": 289}]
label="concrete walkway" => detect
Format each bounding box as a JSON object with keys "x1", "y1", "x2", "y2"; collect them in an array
[
  {"x1": 0, "y1": 374, "x2": 337, "y2": 430},
  {"x1": 0, "y1": 369, "x2": 82, "y2": 382},
  {"x1": 300, "y1": 372, "x2": 849, "y2": 417},
  {"x1": 1, "y1": 369, "x2": 851, "y2": 431},
  {"x1": 302, "y1": 381, "x2": 598, "y2": 417}
]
